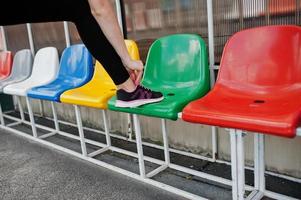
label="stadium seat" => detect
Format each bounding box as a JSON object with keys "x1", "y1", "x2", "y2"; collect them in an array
[
  {"x1": 59, "y1": 40, "x2": 140, "y2": 157},
  {"x1": 60, "y1": 40, "x2": 139, "y2": 109},
  {"x1": 0, "y1": 49, "x2": 33, "y2": 92},
  {"x1": 182, "y1": 25, "x2": 301, "y2": 138},
  {"x1": 3, "y1": 47, "x2": 59, "y2": 96},
  {"x1": 108, "y1": 34, "x2": 210, "y2": 178},
  {"x1": 109, "y1": 34, "x2": 210, "y2": 120},
  {"x1": 0, "y1": 51, "x2": 13, "y2": 80},
  {"x1": 27, "y1": 44, "x2": 93, "y2": 102}
]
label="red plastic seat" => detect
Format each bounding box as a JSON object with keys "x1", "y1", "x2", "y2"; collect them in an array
[
  {"x1": 0, "y1": 51, "x2": 13, "y2": 80},
  {"x1": 183, "y1": 25, "x2": 301, "y2": 138}
]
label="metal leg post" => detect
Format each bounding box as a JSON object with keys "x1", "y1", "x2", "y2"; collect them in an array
[
  {"x1": 133, "y1": 114, "x2": 146, "y2": 178},
  {"x1": 74, "y1": 105, "x2": 87, "y2": 156},
  {"x1": 102, "y1": 110, "x2": 111, "y2": 147},
  {"x1": 16, "y1": 96, "x2": 25, "y2": 122},
  {"x1": 161, "y1": 119, "x2": 170, "y2": 165},
  {"x1": 26, "y1": 97, "x2": 38, "y2": 137},
  {"x1": 51, "y1": 102, "x2": 60, "y2": 132},
  {"x1": 0, "y1": 103, "x2": 5, "y2": 126}
]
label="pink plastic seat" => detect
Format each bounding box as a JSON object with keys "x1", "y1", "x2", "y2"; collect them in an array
[{"x1": 0, "y1": 51, "x2": 13, "y2": 80}]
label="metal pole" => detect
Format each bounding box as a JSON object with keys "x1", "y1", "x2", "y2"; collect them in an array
[
  {"x1": 236, "y1": 130, "x2": 245, "y2": 200},
  {"x1": 230, "y1": 129, "x2": 238, "y2": 200},
  {"x1": 16, "y1": 96, "x2": 25, "y2": 122},
  {"x1": 102, "y1": 110, "x2": 111, "y2": 147},
  {"x1": 0, "y1": 103, "x2": 5, "y2": 126},
  {"x1": 115, "y1": 0, "x2": 124, "y2": 35},
  {"x1": 133, "y1": 114, "x2": 146, "y2": 178},
  {"x1": 161, "y1": 119, "x2": 170, "y2": 165},
  {"x1": 26, "y1": 97, "x2": 38, "y2": 138},
  {"x1": 51, "y1": 102, "x2": 60, "y2": 132},
  {"x1": 74, "y1": 105, "x2": 88, "y2": 157},
  {"x1": 63, "y1": 21, "x2": 71, "y2": 47},
  {"x1": 206, "y1": 0, "x2": 218, "y2": 161},
  {"x1": 26, "y1": 23, "x2": 45, "y2": 117},
  {"x1": 0, "y1": 26, "x2": 7, "y2": 51},
  {"x1": 26, "y1": 23, "x2": 35, "y2": 55}
]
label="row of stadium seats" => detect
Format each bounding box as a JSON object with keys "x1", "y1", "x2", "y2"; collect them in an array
[{"x1": 0, "y1": 25, "x2": 300, "y2": 200}]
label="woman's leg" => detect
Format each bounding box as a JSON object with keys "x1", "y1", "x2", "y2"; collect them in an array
[{"x1": 74, "y1": 15, "x2": 130, "y2": 85}]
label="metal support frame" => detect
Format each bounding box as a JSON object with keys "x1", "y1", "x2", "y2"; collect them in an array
[
  {"x1": 0, "y1": 103, "x2": 4, "y2": 126},
  {"x1": 74, "y1": 105, "x2": 88, "y2": 157},
  {"x1": 132, "y1": 114, "x2": 146, "y2": 178},
  {"x1": 254, "y1": 134, "x2": 265, "y2": 197},
  {"x1": 2, "y1": 110, "x2": 301, "y2": 200},
  {"x1": 51, "y1": 102, "x2": 60, "y2": 133},
  {"x1": 230, "y1": 129, "x2": 245, "y2": 200},
  {"x1": 26, "y1": 97, "x2": 38, "y2": 138},
  {"x1": 207, "y1": 0, "x2": 219, "y2": 161}
]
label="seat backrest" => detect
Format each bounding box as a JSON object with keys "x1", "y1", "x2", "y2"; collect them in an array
[
  {"x1": 30, "y1": 47, "x2": 59, "y2": 82},
  {"x1": 218, "y1": 25, "x2": 301, "y2": 89},
  {"x1": 57, "y1": 44, "x2": 93, "y2": 83},
  {"x1": 142, "y1": 34, "x2": 209, "y2": 93},
  {"x1": 9, "y1": 49, "x2": 33, "y2": 80},
  {"x1": 0, "y1": 51, "x2": 13, "y2": 77},
  {"x1": 93, "y1": 40, "x2": 140, "y2": 84}
]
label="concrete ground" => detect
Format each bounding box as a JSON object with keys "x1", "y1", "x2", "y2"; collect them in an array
[{"x1": 0, "y1": 129, "x2": 184, "y2": 200}]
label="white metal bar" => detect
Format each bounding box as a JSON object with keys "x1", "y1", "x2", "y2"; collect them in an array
[
  {"x1": 88, "y1": 146, "x2": 110, "y2": 158},
  {"x1": 207, "y1": 0, "x2": 219, "y2": 163},
  {"x1": 133, "y1": 114, "x2": 146, "y2": 178},
  {"x1": 74, "y1": 105, "x2": 87, "y2": 156},
  {"x1": 16, "y1": 96, "x2": 25, "y2": 121},
  {"x1": 236, "y1": 130, "x2": 245, "y2": 200},
  {"x1": 211, "y1": 126, "x2": 217, "y2": 161},
  {"x1": 245, "y1": 190, "x2": 264, "y2": 200},
  {"x1": 63, "y1": 21, "x2": 71, "y2": 47},
  {"x1": 206, "y1": 0, "x2": 216, "y2": 87},
  {"x1": 1, "y1": 126, "x2": 208, "y2": 200},
  {"x1": 0, "y1": 103, "x2": 5, "y2": 126},
  {"x1": 169, "y1": 163, "x2": 233, "y2": 186},
  {"x1": 0, "y1": 26, "x2": 7, "y2": 51},
  {"x1": 115, "y1": 0, "x2": 124, "y2": 35},
  {"x1": 254, "y1": 133, "x2": 265, "y2": 193},
  {"x1": 146, "y1": 164, "x2": 168, "y2": 178},
  {"x1": 161, "y1": 119, "x2": 170, "y2": 165},
  {"x1": 25, "y1": 97, "x2": 38, "y2": 138},
  {"x1": 51, "y1": 102, "x2": 60, "y2": 132},
  {"x1": 43, "y1": 114, "x2": 215, "y2": 162},
  {"x1": 26, "y1": 23, "x2": 35, "y2": 55},
  {"x1": 6, "y1": 121, "x2": 22, "y2": 127},
  {"x1": 4, "y1": 111, "x2": 301, "y2": 185},
  {"x1": 1, "y1": 111, "x2": 248, "y2": 190},
  {"x1": 102, "y1": 110, "x2": 111, "y2": 146},
  {"x1": 38, "y1": 131, "x2": 57, "y2": 139},
  {"x1": 230, "y1": 129, "x2": 238, "y2": 200},
  {"x1": 38, "y1": 100, "x2": 44, "y2": 117},
  {"x1": 296, "y1": 127, "x2": 301, "y2": 136},
  {"x1": 264, "y1": 190, "x2": 300, "y2": 200}
]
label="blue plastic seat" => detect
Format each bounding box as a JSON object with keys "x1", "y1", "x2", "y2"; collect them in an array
[{"x1": 27, "y1": 44, "x2": 93, "y2": 102}]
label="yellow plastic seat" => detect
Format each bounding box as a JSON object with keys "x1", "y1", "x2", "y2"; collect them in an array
[{"x1": 60, "y1": 40, "x2": 140, "y2": 109}]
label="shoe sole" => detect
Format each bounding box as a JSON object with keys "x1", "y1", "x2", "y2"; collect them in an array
[{"x1": 115, "y1": 96, "x2": 164, "y2": 108}]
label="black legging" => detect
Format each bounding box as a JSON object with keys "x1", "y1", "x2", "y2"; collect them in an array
[{"x1": 0, "y1": 0, "x2": 129, "y2": 85}]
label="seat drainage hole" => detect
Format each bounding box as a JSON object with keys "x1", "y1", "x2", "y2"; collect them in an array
[
  {"x1": 167, "y1": 93, "x2": 175, "y2": 96},
  {"x1": 253, "y1": 100, "x2": 265, "y2": 104}
]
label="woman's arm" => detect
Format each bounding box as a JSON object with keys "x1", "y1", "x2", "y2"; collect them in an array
[{"x1": 87, "y1": 0, "x2": 143, "y2": 85}]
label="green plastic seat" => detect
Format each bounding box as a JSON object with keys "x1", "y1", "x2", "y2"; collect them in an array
[{"x1": 108, "y1": 34, "x2": 210, "y2": 120}]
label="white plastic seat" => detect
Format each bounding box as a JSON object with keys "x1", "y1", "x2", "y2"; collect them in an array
[
  {"x1": 3, "y1": 47, "x2": 59, "y2": 96},
  {"x1": 0, "y1": 49, "x2": 33, "y2": 93}
]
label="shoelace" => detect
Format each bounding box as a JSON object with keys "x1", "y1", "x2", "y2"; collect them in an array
[{"x1": 139, "y1": 85, "x2": 152, "y2": 97}]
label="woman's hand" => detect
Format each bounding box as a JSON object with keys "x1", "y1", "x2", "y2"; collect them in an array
[{"x1": 123, "y1": 59, "x2": 144, "y2": 86}]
